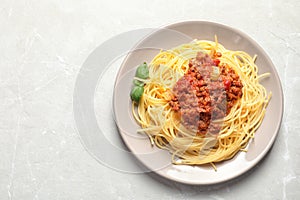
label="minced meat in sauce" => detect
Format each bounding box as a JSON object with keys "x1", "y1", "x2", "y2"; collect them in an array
[{"x1": 169, "y1": 52, "x2": 243, "y2": 135}]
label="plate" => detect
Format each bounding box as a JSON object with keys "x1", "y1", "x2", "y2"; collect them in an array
[{"x1": 113, "y1": 21, "x2": 283, "y2": 185}]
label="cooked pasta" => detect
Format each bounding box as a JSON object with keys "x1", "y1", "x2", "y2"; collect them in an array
[{"x1": 131, "y1": 37, "x2": 271, "y2": 168}]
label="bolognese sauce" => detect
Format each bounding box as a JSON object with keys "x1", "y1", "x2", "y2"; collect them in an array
[{"x1": 169, "y1": 52, "x2": 243, "y2": 135}]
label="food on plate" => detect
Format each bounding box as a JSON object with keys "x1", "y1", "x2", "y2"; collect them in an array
[{"x1": 130, "y1": 37, "x2": 271, "y2": 169}]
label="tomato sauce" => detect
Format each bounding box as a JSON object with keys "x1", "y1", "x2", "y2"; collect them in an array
[{"x1": 169, "y1": 52, "x2": 243, "y2": 135}]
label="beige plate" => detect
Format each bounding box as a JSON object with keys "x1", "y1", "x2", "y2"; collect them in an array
[{"x1": 113, "y1": 21, "x2": 283, "y2": 185}]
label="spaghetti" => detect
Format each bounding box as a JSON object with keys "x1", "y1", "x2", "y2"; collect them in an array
[{"x1": 131, "y1": 38, "x2": 271, "y2": 167}]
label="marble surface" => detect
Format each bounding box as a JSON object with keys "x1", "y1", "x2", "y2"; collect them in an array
[{"x1": 1, "y1": 0, "x2": 299, "y2": 199}]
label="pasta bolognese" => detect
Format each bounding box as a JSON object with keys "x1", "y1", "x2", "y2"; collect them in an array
[{"x1": 130, "y1": 37, "x2": 271, "y2": 169}]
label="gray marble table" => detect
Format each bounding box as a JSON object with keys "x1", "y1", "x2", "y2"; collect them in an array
[{"x1": 1, "y1": 0, "x2": 299, "y2": 199}]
